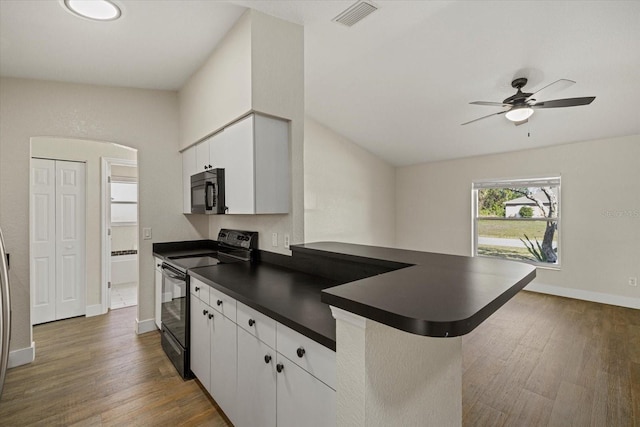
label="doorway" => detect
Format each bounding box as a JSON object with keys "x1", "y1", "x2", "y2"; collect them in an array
[
  {"x1": 102, "y1": 159, "x2": 139, "y2": 310},
  {"x1": 30, "y1": 137, "x2": 138, "y2": 325}
]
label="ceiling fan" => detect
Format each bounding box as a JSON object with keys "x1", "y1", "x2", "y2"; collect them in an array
[{"x1": 462, "y1": 78, "x2": 595, "y2": 126}]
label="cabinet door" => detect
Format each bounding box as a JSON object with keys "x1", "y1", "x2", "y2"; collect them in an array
[
  {"x1": 182, "y1": 145, "x2": 197, "y2": 214},
  {"x1": 195, "y1": 139, "x2": 211, "y2": 172},
  {"x1": 236, "y1": 327, "x2": 276, "y2": 427},
  {"x1": 154, "y1": 265, "x2": 162, "y2": 329},
  {"x1": 210, "y1": 311, "x2": 238, "y2": 423},
  {"x1": 276, "y1": 355, "x2": 336, "y2": 427},
  {"x1": 221, "y1": 115, "x2": 255, "y2": 214},
  {"x1": 190, "y1": 295, "x2": 211, "y2": 392},
  {"x1": 208, "y1": 130, "x2": 229, "y2": 169}
]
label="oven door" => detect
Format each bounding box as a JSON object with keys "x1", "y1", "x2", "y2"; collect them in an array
[{"x1": 161, "y1": 263, "x2": 188, "y2": 348}]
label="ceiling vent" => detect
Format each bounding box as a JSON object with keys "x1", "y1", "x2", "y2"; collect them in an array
[{"x1": 333, "y1": 1, "x2": 378, "y2": 27}]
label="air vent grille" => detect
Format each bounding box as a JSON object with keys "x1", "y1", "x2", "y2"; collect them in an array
[{"x1": 333, "y1": 1, "x2": 378, "y2": 27}]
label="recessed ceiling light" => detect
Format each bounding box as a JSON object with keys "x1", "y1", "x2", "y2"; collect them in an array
[{"x1": 63, "y1": 0, "x2": 121, "y2": 21}]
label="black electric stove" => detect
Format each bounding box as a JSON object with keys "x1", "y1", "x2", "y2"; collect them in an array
[{"x1": 160, "y1": 229, "x2": 258, "y2": 379}]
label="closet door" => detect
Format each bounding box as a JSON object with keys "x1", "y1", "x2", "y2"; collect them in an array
[
  {"x1": 55, "y1": 161, "x2": 86, "y2": 320},
  {"x1": 30, "y1": 159, "x2": 86, "y2": 324},
  {"x1": 31, "y1": 159, "x2": 57, "y2": 324}
]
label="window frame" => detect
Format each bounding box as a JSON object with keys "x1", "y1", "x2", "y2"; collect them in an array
[{"x1": 472, "y1": 176, "x2": 561, "y2": 269}]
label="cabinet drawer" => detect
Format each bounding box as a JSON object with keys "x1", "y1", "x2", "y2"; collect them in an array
[
  {"x1": 237, "y1": 302, "x2": 276, "y2": 349},
  {"x1": 209, "y1": 286, "x2": 236, "y2": 321},
  {"x1": 276, "y1": 323, "x2": 336, "y2": 390},
  {"x1": 190, "y1": 277, "x2": 209, "y2": 305}
]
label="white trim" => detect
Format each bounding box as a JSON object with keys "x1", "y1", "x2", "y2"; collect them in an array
[
  {"x1": 85, "y1": 304, "x2": 105, "y2": 317},
  {"x1": 8, "y1": 342, "x2": 35, "y2": 368},
  {"x1": 330, "y1": 306, "x2": 367, "y2": 329},
  {"x1": 136, "y1": 318, "x2": 158, "y2": 334},
  {"x1": 524, "y1": 282, "x2": 640, "y2": 309}
]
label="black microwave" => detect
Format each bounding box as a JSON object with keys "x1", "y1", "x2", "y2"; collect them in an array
[{"x1": 191, "y1": 169, "x2": 226, "y2": 214}]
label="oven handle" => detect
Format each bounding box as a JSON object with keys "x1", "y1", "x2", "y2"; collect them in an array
[{"x1": 161, "y1": 263, "x2": 186, "y2": 281}]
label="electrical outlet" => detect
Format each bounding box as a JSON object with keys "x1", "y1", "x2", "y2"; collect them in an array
[
  {"x1": 272, "y1": 233, "x2": 278, "y2": 247},
  {"x1": 284, "y1": 233, "x2": 290, "y2": 249},
  {"x1": 142, "y1": 228, "x2": 152, "y2": 240},
  {"x1": 629, "y1": 277, "x2": 638, "y2": 287}
]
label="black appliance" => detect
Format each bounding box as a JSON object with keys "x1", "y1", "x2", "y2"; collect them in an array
[
  {"x1": 160, "y1": 229, "x2": 258, "y2": 379},
  {"x1": 191, "y1": 169, "x2": 226, "y2": 214}
]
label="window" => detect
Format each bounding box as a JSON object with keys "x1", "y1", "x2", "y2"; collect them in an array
[{"x1": 473, "y1": 176, "x2": 560, "y2": 268}]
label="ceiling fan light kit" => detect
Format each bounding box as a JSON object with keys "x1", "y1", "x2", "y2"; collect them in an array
[
  {"x1": 462, "y1": 77, "x2": 595, "y2": 126},
  {"x1": 505, "y1": 107, "x2": 534, "y2": 122}
]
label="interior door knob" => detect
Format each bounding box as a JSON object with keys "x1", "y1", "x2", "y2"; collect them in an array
[
  {"x1": 195, "y1": 286, "x2": 200, "y2": 292},
  {"x1": 276, "y1": 363, "x2": 284, "y2": 373},
  {"x1": 203, "y1": 309, "x2": 208, "y2": 316},
  {"x1": 217, "y1": 300, "x2": 223, "y2": 306},
  {"x1": 296, "y1": 347, "x2": 305, "y2": 358},
  {"x1": 264, "y1": 354, "x2": 272, "y2": 364},
  {"x1": 208, "y1": 313, "x2": 214, "y2": 319},
  {"x1": 248, "y1": 319, "x2": 255, "y2": 327}
]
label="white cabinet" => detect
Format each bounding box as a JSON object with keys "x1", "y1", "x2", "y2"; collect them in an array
[
  {"x1": 180, "y1": 113, "x2": 290, "y2": 215},
  {"x1": 236, "y1": 327, "x2": 277, "y2": 427},
  {"x1": 190, "y1": 280, "x2": 336, "y2": 427},
  {"x1": 182, "y1": 145, "x2": 197, "y2": 214},
  {"x1": 276, "y1": 354, "x2": 336, "y2": 427},
  {"x1": 190, "y1": 294, "x2": 212, "y2": 392},
  {"x1": 221, "y1": 114, "x2": 289, "y2": 214},
  {"x1": 154, "y1": 257, "x2": 163, "y2": 329},
  {"x1": 210, "y1": 309, "x2": 238, "y2": 424}
]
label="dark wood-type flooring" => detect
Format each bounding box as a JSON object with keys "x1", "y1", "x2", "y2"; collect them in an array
[{"x1": 0, "y1": 291, "x2": 638, "y2": 426}]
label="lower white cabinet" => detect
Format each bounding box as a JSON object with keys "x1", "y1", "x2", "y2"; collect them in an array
[
  {"x1": 210, "y1": 309, "x2": 237, "y2": 424},
  {"x1": 190, "y1": 295, "x2": 211, "y2": 392},
  {"x1": 154, "y1": 258, "x2": 162, "y2": 329},
  {"x1": 276, "y1": 354, "x2": 337, "y2": 427},
  {"x1": 236, "y1": 327, "x2": 277, "y2": 427},
  {"x1": 190, "y1": 282, "x2": 336, "y2": 427}
]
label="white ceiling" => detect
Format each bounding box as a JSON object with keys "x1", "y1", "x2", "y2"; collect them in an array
[{"x1": 1, "y1": 1, "x2": 639, "y2": 166}]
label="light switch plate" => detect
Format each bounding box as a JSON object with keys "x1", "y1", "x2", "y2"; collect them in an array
[
  {"x1": 272, "y1": 233, "x2": 278, "y2": 247},
  {"x1": 142, "y1": 228, "x2": 152, "y2": 240},
  {"x1": 284, "y1": 233, "x2": 290, "y2": 249}
]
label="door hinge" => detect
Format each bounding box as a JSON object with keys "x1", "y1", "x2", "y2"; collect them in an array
[
  {"x1": 107, "y1": 176, "x2": 111, "y2": 183},
  {"x1": 108, "y1": 228, "x2": 111, "y2": 236},
  {"x1": 108, "y1": 281, "x2": 111, "y2": 289}
]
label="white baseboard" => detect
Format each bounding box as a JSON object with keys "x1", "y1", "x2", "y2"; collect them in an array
[
  {"x1": 86, "y1": 304, "x2": 105, "y2": 317},
  {"x1": 525, "y1": 282, "x2": 640, "y2": 309},
  {"x1": 136, "y1": 317, "x2": 158, "y2": 334},
  {"x1": 8, "y1": 342, "x2": 35, "y2": 368}
]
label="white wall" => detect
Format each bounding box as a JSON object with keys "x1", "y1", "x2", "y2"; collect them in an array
[
  {"x1": 0, "y1": 77, "x2": 208, "y2": 354},
  {"x1": 304, "y1": 117, "x2": 395, "y2": 247},
  {"x1": 179, "y1": 10, "x2": 304, "y2": 253},
  {"x1": 396, "y1": 135, "x2": 640, "y2": 306}
]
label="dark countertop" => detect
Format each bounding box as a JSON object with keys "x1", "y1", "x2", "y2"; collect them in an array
[
  {"x1": 189, "y1": 263, "x2": 339, "y2": 350},
  {"x1": 153, "y1": 240, "x2": 339, "y2": 350},
  {"x1": 294, "y1": 242, "x2": 536, "y2": 338}
]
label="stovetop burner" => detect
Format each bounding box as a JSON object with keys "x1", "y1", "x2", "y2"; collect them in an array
[{"x1": 168, "y1": 255, "x2": 220, "y2": 271}]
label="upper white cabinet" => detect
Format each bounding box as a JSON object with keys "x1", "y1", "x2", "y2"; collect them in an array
[
  {"x1": 182, "y1": 145, "x2": 197, "y2": 214},
  {"x1": 181, "y1": 113, "x2": 290, "y2": 215}
]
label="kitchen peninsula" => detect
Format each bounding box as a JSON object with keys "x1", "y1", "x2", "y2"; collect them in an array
[{"x1": 154, "y1": 238, "x2": 535, "y2": 427}]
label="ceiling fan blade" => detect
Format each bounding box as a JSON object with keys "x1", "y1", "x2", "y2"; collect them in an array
[
  {"x1": 461, "y1": 110, "x2": 506, "y2": 125},
  {"x1": 532, "y1": 96, "x2": 596, "y2": 109},
  {"x1": 470, "y1": 101, "x2": 510, "y2": 107},
  {"x1": 526, "y1": 79, "x2": 575, "y2": 101}
]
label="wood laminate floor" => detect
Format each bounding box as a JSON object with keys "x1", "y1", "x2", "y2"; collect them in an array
[{"x1": 0, "y1": 291, "x2": 638, "y2": 426}]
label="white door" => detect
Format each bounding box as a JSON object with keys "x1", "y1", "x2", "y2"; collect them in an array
[
  {"x1": 31, "y1": 159, "x2": 56, "y2": 324},
  {"x1": 55, "y1": 161, "x2": 86, "y2": 320},
  {"x1": 31, "y1": 159, "x2": 86, "y2": 324}
]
